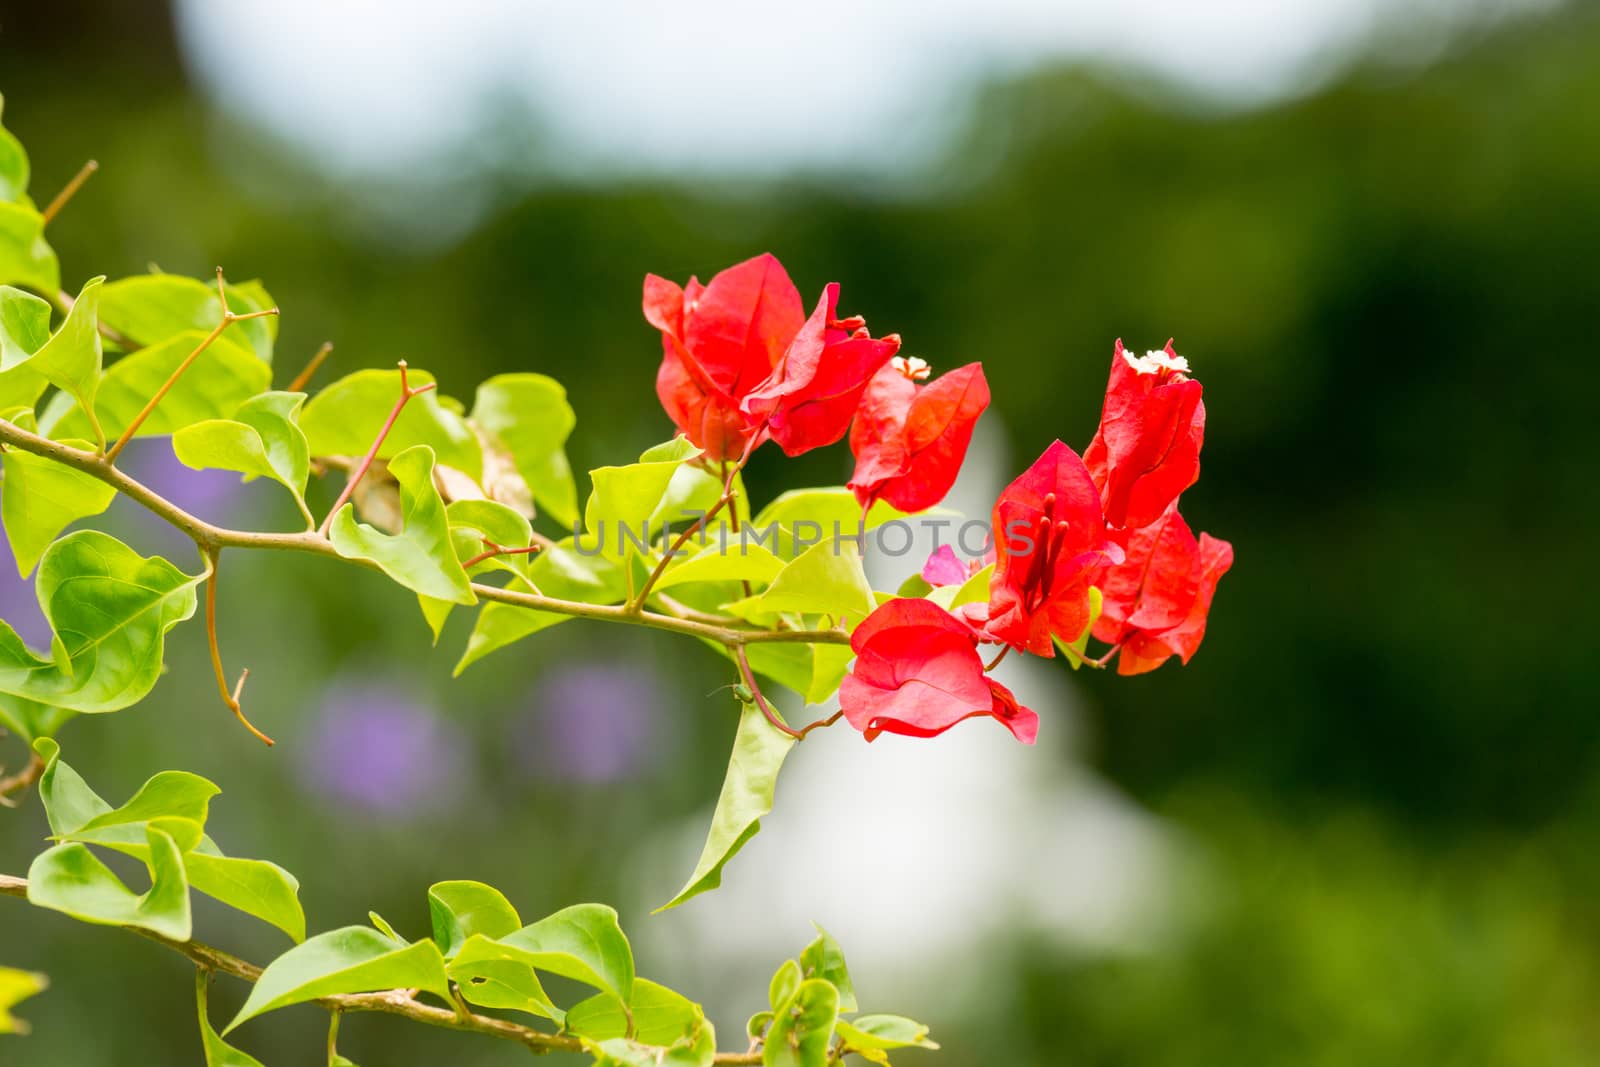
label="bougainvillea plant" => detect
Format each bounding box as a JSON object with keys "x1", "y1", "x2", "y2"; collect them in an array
[{"x1": 0, "y1": 96, "x2": 1231, "y2": 1064}]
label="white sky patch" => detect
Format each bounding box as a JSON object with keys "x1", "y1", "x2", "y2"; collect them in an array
[{"x1": 175, "y1": 0, "x2": 1554, "y2": 183}]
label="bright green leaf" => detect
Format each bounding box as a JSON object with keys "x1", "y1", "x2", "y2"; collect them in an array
[
  {"x1": 447, "y1": 954, "x2": 562, "y2": 1023},
  {"x1": 186, "y1": 851, "x2": 305, "y2": 943},
  {"x1": 769, "y1": 960, "x2": 802, "y2": 1012},
  {"x1": 725, "y1": 538, "x2": 874, "y2": 623},
  {"x1": 0, "y1": 966, "x2": 47, "y2": 1036},
  {"x1": 658, "y1": 701, "x2": 796, "y2": 911},
  {"x1": 747, "y1": 1011, "x2": 774, "y2": 1041},
  {"x1": 301, "y1": 368, "x2": 482, "y2": 482},
  {"x1": 0, "y1": 202, "x2": 59, "y2": 294},
  {"x1": 0, "y1": 97, "x2": 28, "y2": 203},
  {"x1": 835, "y1": 1015, "x2": 940, "y2": 1054},
  {"x1": 454, "y1": 543, "x2": 625, "y2": 673},
  {"x1": 751, "y1": 488, "x2": 921, "y2": 559},
  {"x1": 582, "y1": 449, "x2": 697, "y2": 565},
  {"x1": 764, "y1": 979, "x2": 840, "y2": 1067},
  {"x1": 46, "y1": 329, "x2": 270, "y2": 444},
  {"x1": 471, "y1": 373, "x2": 578, "y2": 527},
  {"x1": 0, "y1": 286, "x2": 51, "y2": 409},
  {"x1": 497, "y1": 903, "x2": 635, "y2": 1004},
  {"x1": 97, "y1": 273, "x2": 276, "y2": 364},
  {"x1": 172, "y1": 392, "x2": 313, "y2": 522},
  {"x1": 330, "y1": 445, "x2": 476, "y2": 605},
  {"x1": 26, "y1": 825, "x2": 192, "y2": 941},
  {"x1": 806, "y1": 644, "x2": 855, "y2": 705},
  {"x1": 196, "y1": 972, "x2": 266, "y2": 1067},
  {"x1": 1, "y1": 436, "x2": 117, "y2": 577},
  {"x1": 798, "y1": 926, "x2": 857, "y2": 1013},
  {"x1": 566, "y1": 978, "x2": 707, "y2": 1046},
  {"x1": 428, "y1": 880, "x2": 522, "y2": 957},
  {"x1": 227, "y1": 929, "x2": 452, "y2": 1033},
  {"x1": 0, "y1": 532, "x2": 200, "y2": 713},
  {"x1": 8, "y1": 277, "x2": 103, "y2": 445},
  {"x1": 656, "y1": 541, "x2": 785, "y2": 592}
]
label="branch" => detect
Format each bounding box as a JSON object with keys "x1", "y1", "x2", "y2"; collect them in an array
[
  {"x1": 0, "y1": 751, "x2": 45, "y2": 807},
  {"x1": 287, "y1": 341, "x2": 333, "y2": 393},
  {"x1": 39, "y1": 159, "x2": 98, "y2": 228},
  {"x1": 0, "y1": 874, "x2": 761, "y2": 1063},
  {"x1": 0, "y1": 418, "x2": 849, "y2": 652},
  {"x1": 203, "y1": 549, "x2": 273, "y2": 746}
]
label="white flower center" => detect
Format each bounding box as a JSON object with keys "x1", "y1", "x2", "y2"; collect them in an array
[
  {"x1": 1121, "y1": 347, "x2": 1190, "y2": 376},
  {"x1": 892, "y1": 355, "x2": 932, "y2": 381}
]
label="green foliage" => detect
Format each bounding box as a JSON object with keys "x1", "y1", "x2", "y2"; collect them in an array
[
  {"x1": 0, "y1": 532, "x2": 199, "y2": 715},
  {"x1": 0, "y1": 287, "x2": 51, "y2": 408},
  {"x1": 329, "y1": 445, "x2": 477, "y2": 605},
  {"x1": 0, "y1": 967, "x2": 48, "y2": 1036},
  {"x1": 659, "y1": 700, "x2": 796, "y2": 912},
  {"x1": 228, "y1": 928, "x2": 453, "y2": 1032},
  {"x1": 27, "y1": 824, "x2": 193, "y2": 940},
  {"x1": 12, "y1": 277, "x2": 104, "y2": 445},
  {"x1": 196, "y1": 974, "x2": 266, "y2": 1067},
  {"x1": 1, "y1": 422, "x2": 116, "y2": 577},
  {"x1": 98, "y1": 273, "x2": 277, "y2": 364},
  {"x1": 725, "y1": 537, "x2": 875, "y2": 622},
  {"x1": 764, "y1": 979, "x2": 840, "y2": 1067},
  {"x1": 172, "y1": 391, "x2": 314, "y2": 523},
  {"x1": 470, "y1": 372, "x2": 578, "y2": 526},
  {"x1": 301, "y1": 367, "x2": 482, "y2": 480}
]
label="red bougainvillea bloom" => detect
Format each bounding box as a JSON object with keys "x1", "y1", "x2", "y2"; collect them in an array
[
  {"x1": 984, "y1": 440, "x2": 1121, "y2": 657},
  {"x1": 643, "y1": 253, "x2": 806, "y2": 460},
  {"x1": 1083, "y1": 339, "x2": 1205, "y2": 532},
  {"x1": 1093, "y1": 501, "x2": 1233, "y2": 675},
  {"x1": 921, "y1": 544, "x2": 983, "y2": 587},
  {"x1": 839, "y1": 598, "x2": 1038, "y2": 744},
  {"x1": 740, "y1": 283, "x2": 901, "y2": 456},
  {"x1": 848, "y1": 358, "x2": 990, "y2": 513}
]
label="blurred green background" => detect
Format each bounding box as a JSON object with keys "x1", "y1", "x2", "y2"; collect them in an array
[{"x1": 3, "y1": 1, "x2": 1598, "y2": 1064}]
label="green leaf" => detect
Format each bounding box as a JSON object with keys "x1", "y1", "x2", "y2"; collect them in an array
[
  {"x1": 301, "y1": 368, "x2": 482, "y2": 482},
  {"x1": 367, "y1": 911, "x2": 404, "y2": 942},
  {"x1": 8, "y1": 277, "x2": 103, "y2": 445},
  {"x1": 0, "y1": 695, "x2": 74, "y2": 742},
  {"x1": 172, "y1": 392, "x2": 313, "y2": 521},
  {"x1": 0, "y1": 286, "x2": 51, "y2": 409},
  {"x1": 447, "y1": 953, "x2": 562, "y2": 1023},
  {"x1": 658, "y1": 701, "x2": 796, "y2": 911},
  {"x1": 725, "y1": 538, "x2": 874, "y2": 623},
  {"x1": 768, "y1": 960, "x2": 802, "y2": 1012},
  {"x1": 582, "y1": 449, "x2": 698, "y2": 565},
  {"x1": 834, "y1": 1015, "x2": 939, "y2": 1055},
  {"x1": 566, "y1": 979, "x2": 704, "y2": 1045},
  {"x1": 747, "y1": 1011, "x2": 774, "y2": 1041},
  {"x1": 0, "y1": 532, "x2": 200, "y2": 713},
  {"x1": 0, "y1": 966, "x2": 47, "y2": 1036},
  {"x1": 227, "y1": 929, "x2": 452, "y2": 1033},
  {"x1": 471, "y1": 373, "x2": 578, "y2": 527},
  {"x1": 764, "y1": 979, "x2": 840, "y2": 1067},
  {"x1": 454, "y1": 542, "x2": 625, "y2": 673},
  {"x1": 196, "y1": 972, "x2": 266, "y2": 1067},
  {"x1": 498, "y1": 904, "x2": 635, "y2": 1003},
  {"x1": 186, "y1": 851, "x2": 305, "y2": 943},
  {"x1": 98, "y1": 273, "x2": 276, "y2": 364},
  {"x1": 656, "y1": 541, "x2": 785, "y2": 592},
  {"x1": 45, "y1": 329, "x2": 270, "y2": 444},
  {"x1": 33, "y1": 737, "x2": 111, "y2": 834},
  {"x1": 926, "y1": 563, "x2": 992, "y2": 613},
  {"x1": 798, "y1": 926, "x2": 857, "y2": 1013},
  {"x1": 583, "y1": 1021, "x2": 715, "y2": 1067},
  {"x1": 428, "y1": 880, "x2": 522, "y2": 957},
  {"x1": 64, "y1": 769, "x2": 219, "y2": 844},
  {"x1": 0, "y1": 97, "x2": 29, "y2": 203},
  {"x1": 330, "y1": 445, "x2": 476, "y2": 604},
  {"x1": 0, "y1": 202, "x2": 59, "y2": 294},
  {"x1": 806, "y1": 644, "x2": 855, "y2": 705},
  {"x1": 750, "y1": 488, "x2": 921, "y2": 559},
  {"x1": 2, "y1": 435, "x2": 117, "y2": 577},
  {"x1": 1052, "y1": 586, "x2": 1103, "y2": 669},
  {"x1": 26, "y1": 825, "x2": 193, "y2": 940}
]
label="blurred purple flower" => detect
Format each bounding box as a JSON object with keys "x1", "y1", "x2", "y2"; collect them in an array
[
  {"x1": 123, "y1": 439, "x2": 247, "y2": 519},
  {"x1": 299, "y1": 677, "x2": 471, "y2": 817},
  {"x1": 511, "y1": 663, "x2": 666, "y2": 784}
]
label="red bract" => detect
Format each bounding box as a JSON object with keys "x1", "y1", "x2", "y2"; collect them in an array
[
  {"x1": 740, "y1": 283, "x2": 901, "y2": 457},
  {"x1": 848, "y1": 358, "x2": 990, "y2": 513},
  {"x1": 643, "y1": 253, "x2": 806, "y2": 460},
  {"x1": 984, "y1": 440, "x2": 1120, "y2": 657},
  {"x1": 1083, "y1": 339, "x2": 1205, "y2": 533},
  {"x1": 839, "y1": 598, "x2": 1038, "y2": 744},
  {"x1": 921, "y1": 544, "x2": 981, "y2": 587},
  {"x1": 1092, "y1": 502, "x2": 1233, "y2": 675}
]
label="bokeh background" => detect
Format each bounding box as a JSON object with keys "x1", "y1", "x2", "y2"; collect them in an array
[{"x1": 3, "y1": 0, "x2": 1598, "y2": 1063}]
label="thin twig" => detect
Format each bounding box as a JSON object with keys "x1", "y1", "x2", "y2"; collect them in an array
[
  {"x1": 39, "y1": 159, "x2": 98, "y2": 227},
  {"x1": 459, "y1": 540, "x2": 540, "y2": 571},
  {"x1": 203, "y1": 548, "x2": 273, "y2": 746},
  {"x1": 0, "y1": 751, "x2": 45, "y2": 806},
  {"x1": 317, "y1": 360, "x2": 435, "y2": 536},
  {"x1": 104, "y1": 267, "x2": 279, "y2": 462},
  {"x1": 0, "y1": 875, "x2": 762, "y2": 1063},
  {"x1": 735, "y1": 646, "x2": 801, "y2": 739},
  {"x1": 287, "y1": 342, "x2": 333, "y2": 393}
]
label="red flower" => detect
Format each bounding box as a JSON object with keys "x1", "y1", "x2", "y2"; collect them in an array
[
  {"x1": 1092, "y1": 502, "x2": 1233, "y2": 675},
  {"x1": 839, "y1": 598, "x2": 1037, "y2": 744},
  {"x1": 643, "y1": 254, "x2": 806, "y2": 460},
  {"x1": 1083, "y1": 339, "x2": 1205, "y2": 532},
  {"x1": 848, "y1": 358, "x2": 990, "y2": 513},
  {"x1": 921, "y1": 544, "x2": 982, "y2": 587},
  {"x1": 740, "y1": 283, "x2": 901, "y2": 457},
  {"x1": 983, "y1": 440, "x2": 1120, "y2": 657}
]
